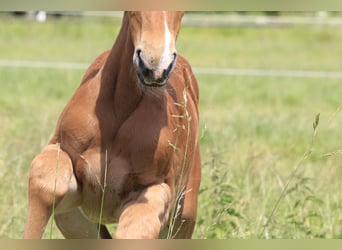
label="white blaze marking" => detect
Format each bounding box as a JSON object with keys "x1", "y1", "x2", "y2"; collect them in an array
[{"x1": 159, "y1": 11, "x2": 173, "y2": 70}]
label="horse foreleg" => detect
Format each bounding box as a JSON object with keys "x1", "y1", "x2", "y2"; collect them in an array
[
  {"x1": 114, "y1": 183, "x2": 172, "y2": 239},
  {"x1": 171, "y1": 148, "x2": 201, "y2": 239},
  {"x1": 23, "y1": 144, "x2": 76, "y2": 238}
]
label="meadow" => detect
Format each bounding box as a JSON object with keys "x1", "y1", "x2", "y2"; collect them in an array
[{"x1": 0, "y1": 12, "x2": 341, "y2": 239}]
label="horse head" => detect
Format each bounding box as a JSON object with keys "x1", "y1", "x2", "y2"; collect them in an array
[{"x1": 127, "y1": 11, "x2": 184, "y2": 87}]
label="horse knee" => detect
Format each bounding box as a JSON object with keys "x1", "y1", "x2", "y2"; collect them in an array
[{"x1": 28, "y1": 144, "x2": 73, "y2": 206}]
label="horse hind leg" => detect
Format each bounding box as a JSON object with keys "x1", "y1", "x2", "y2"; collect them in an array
[{"x1": 23, "y1": 144, "x2": 80, "y2": 238}]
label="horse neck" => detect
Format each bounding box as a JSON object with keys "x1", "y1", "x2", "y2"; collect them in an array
[{"x1": 100, "y1": 13, "x2": 143, "y2": 120}]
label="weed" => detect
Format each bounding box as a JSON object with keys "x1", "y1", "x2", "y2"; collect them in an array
[
  {"x1": 97, "y1": 150, "x2": 108, "y2": 239},
  {"x1": 167, "y1": 82, "x2": 193, "y2": 239},
  {"x1": 259, "y1": 113, "x2": 321, "y2": 238}
]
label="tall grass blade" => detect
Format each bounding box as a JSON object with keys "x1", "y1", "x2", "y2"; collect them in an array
[
  {"x1": 97, "y1": 149, "x2": 108, "y2": 239},
  {"x1": 259, "y1": 113, "x2": 320, "y2": 238}
]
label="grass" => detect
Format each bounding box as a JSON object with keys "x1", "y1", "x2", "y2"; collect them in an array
[{"x1": 0, "y1": 13, "x2": 341, "y2": 239}]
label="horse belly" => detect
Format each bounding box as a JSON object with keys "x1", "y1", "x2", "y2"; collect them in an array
[
  {"x1": 80, "y1": 186, "x2": 121, "y2": 224},
  {"x1": 75, "y1": 150, "x2": 123, "y2": 224}
]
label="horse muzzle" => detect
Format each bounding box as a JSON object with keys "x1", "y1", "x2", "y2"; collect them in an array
[{"x1": 133, "y1": 49, "x2": 177, "y2": 87}]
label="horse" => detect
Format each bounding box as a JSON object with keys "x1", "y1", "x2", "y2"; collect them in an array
[{"x1": 23, "y1": 11, "x2": 201, "y2": 239}]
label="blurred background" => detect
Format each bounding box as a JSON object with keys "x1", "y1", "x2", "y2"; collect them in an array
[{"x1": 0, "y1": 11, "x2": 341, "y2": 239}]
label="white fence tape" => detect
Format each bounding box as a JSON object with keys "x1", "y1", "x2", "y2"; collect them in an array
[{"x1": 1, "y1": 59, "x2": 342, "y2": 79}]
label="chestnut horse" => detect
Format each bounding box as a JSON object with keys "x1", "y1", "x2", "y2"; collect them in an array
[{"x1": 23, "y1": 11, "x2": 201, "y2": 239}]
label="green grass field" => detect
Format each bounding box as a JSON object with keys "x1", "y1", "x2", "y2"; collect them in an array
[{"x1": 0, "y1": 13, "x2": 341, "y2": 239}]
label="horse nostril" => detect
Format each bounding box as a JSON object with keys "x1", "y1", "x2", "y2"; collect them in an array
[
  {"x1": 136, "y1": 49, "x2": 145, "y2": 69},
  {"x1": 135, "y1": 49, "x2": 153, "y2": 79},
  {"x1": 136, "y1": 49, "x2": 143, "y2": 60},
  {"x1": 173, "y1": 52, "x2": 177, "y2": 60},
  {"x1": 162, "y1": 53, "x2": 177, "y2": 79}
]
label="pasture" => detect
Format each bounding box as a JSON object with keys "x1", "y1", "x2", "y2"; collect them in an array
[{"x1": 0, "y1": 12, "x2": 341, "y2": 238}]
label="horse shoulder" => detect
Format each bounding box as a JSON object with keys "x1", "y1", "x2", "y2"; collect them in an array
[
  {"x1": 165, "y1": 55, "x2": 200, "y2": 173},
  {"x1": 175, "y1": 55, "x2": 199, "y2": 104},
  {"x1": 49, "y1": 53, "x2": 109, "y2": 155}
]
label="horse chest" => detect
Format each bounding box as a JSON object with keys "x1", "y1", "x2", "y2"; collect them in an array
[
  {"x1": 76, "y1": 124, "x2": 173, "y2": 191},
  {"x1": 74, "y1": 122, "x2": 174, "y2": 223}
]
